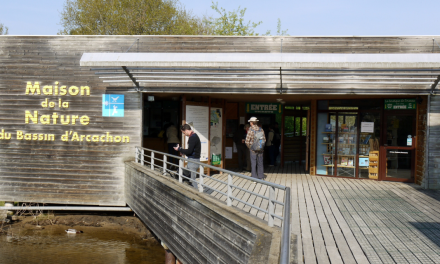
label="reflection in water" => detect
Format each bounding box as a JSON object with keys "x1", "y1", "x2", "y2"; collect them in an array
[{"x1": 0, "y1": 225, "x2": 164, "y2": 264}]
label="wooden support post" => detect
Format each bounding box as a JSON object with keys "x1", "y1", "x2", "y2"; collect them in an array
[
  {"x1": 162, "y1": 243, "x2": 176, "y2": 264},
  {"x1": 165, "y1": 250, "x2": 176, "y2": 264},
  {"x1": 141, "y1": 149, "x2": 144, "y2": 166},
  {"x1": 208, "y1": 97, "x2": 211, "y2": 176},
  {"x1": 281, "y1": 105, "x2": 285, "y2": 167},
  {"x1": 222, "y1": 99, "x2": 226, "y2": 170}
]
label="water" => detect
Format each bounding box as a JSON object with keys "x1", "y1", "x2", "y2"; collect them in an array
[{"x1": 0, "y1": 225, "x2": 165, "y2": 264}]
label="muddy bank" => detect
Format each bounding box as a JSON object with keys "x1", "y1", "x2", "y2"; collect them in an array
[
  {"x1": 0, "y1": 213, "x2": 165, "y2": 264},
  {"x1": 1, "y1": 213, "x2": 157, "y2": 242}
]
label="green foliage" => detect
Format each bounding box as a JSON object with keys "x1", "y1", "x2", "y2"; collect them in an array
[
  {"x1": 0, "y1": 23, "x2": 8, "y2": 35},
  {"x1": 205, "y1": 1, "x2": 263, "y2": 36},
  {"x1": 265, "y1": 18, "x2": 289, "y2": 36},
  {"x1": 276, "y1": 18, "x2": 288, "y2": 36},
  {"x1": 0, "y1": 201, "x2": 5, "y2": 206},
  {"x1": 59, "y1": 0, "x2": 208, "y2": 35}
]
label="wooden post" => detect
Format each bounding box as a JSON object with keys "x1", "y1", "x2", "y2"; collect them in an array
[
  {"x1": 222, "y1": 99, "x2": 226, "y2": 170},
  {"x1": 162, "y1": 243, "x2": 176, "y2": 264},
  {"x1": 208, "y1": 97, "x2": 211, "y2": 176},
  {"x1": 182, "y1": 95, "x2": 186, "y2": 149},
  {"x1": 165, "y1": 250, "x2": 176, "y2": 264},
  {"x1": 281, "y1": 105, "x2": 285, "y2": 167}
]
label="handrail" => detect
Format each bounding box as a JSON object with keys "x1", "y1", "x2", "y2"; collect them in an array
[
  {"x1": 135, "y1": 146, "x2": 291, "y2": 263},
  {"x1": 136, "y1": 147, "x2": 287, "y2": 190}
]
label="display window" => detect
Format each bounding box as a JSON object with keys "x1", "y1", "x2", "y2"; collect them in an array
[{"x1": 316, "y1": 100, "x2": 382, "y2": 179}]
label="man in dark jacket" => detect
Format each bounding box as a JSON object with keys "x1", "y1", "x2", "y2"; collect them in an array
[{"x1": 174, "y1": 124, "x2": 201, "y2": 189}]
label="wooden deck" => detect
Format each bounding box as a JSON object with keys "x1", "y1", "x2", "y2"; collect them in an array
[{"x1": 202, "y1": 164, "x2": 440, "y2": 264}]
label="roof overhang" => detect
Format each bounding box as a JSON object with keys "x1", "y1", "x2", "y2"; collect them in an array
[
  {"x1": 80, "y1": 53, "x2": 440, "y2": 95},
  {"x1": 81, "y1": 53, "x2": 440, "y2": 68}
]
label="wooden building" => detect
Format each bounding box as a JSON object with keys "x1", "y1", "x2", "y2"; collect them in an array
[{"x1": 0, "y1": 36, "x2": 439, "y2": 206}]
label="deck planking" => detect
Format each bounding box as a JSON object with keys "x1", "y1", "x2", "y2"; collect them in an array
[{"x1": 198, "y1": 165, "x2": 440, "y2": 264}]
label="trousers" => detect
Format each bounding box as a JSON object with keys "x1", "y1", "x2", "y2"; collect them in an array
[
  {"x1": 250, "y1": 150, "x2": 264, "y2": 179},
  {"x1": 186, "y1": 158, "x2": 199, "y2": 189}
]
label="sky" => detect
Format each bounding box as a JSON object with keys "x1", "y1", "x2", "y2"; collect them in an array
[{"x1": 0, "y1": 0, "x2": 439, "y2": 36}]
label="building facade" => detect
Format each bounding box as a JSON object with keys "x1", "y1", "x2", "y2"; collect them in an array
[{"x1": 0, "y1": 36, "x2": 439, "y2": 206}]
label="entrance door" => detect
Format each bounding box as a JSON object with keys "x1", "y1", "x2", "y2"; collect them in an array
[
  {"x1": 380, "y1": 112, "x2": 416, "y2": 182},
  {"x1": 283, "y1": 109, "x2": 308, "y2": 165}
]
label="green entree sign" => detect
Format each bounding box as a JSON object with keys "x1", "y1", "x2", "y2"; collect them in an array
[
  {"x1": 384, "y1": 99, "x2": 417, "y2": 110},
  {"x1": 246, "y1": 103, "x2": 283, "y2": 114}
]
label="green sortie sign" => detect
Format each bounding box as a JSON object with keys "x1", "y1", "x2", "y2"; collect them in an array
[{"x1": 384, "y1": 99, "x2": 417, "y2": 110}]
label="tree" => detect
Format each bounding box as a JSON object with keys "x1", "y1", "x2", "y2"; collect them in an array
[
  {"x1": 205, "y1": 1, "x2": 264, "y2": 36},
  {"x1": 59, "y1": 0, "x2": 208, "y2": 35},
  {"x1": 0, "y1": 23, "x2": 8, "y2": 35},
  {"x1": 276, "y1": 18, "x2": 288, "y2": 36}
]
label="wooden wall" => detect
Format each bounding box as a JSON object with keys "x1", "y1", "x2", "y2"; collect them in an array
[
  {"x1": 428, "y1": 95, "x2": 440, "y2": 189},
  {"x1": 309, "y1": 101, "x2": 317, "y2": 175},
  {"x1": 0, "y1": 35, "x2": 439, "y2": 205},
  {"x1": 0, "y1": 36, "x2": 143, "y2": 205},
  {"x1": 125, "y1": 162, "x2": 279, "y2": 264},
  {"x1": 416, "y1": 96, "x2": 428, "y2": 185}
]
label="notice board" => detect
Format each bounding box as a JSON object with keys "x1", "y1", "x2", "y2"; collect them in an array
[{"x1": 185, "y1": 105, "x2": 209, "y2": 161}]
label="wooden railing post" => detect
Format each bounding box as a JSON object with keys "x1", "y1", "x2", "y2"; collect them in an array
[{"x1": 141, "y1": 149, "x2": 144, "y2": 166}]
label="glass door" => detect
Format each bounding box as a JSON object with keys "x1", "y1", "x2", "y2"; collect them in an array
[
  {"x1": 335, "y1": 113, "x2": 358, "y2": 177},
  {"x1": 284, "y1": 110, "x2": 308, "y2": 165},
  {"x1": 381, "y1": 112, "x2": 416, "y2": 182}
]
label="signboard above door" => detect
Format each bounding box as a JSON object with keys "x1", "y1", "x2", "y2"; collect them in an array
[
  {"x1": 384, "y1": 99, "x2": 417, "y2": 110},
  {"x1": 246, "y1": 103, "x2": 283, "y2": 114}
]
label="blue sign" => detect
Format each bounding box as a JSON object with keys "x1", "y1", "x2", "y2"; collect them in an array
[{"x1": 102, "y1": 94, "x2": 124, "y2": 117}]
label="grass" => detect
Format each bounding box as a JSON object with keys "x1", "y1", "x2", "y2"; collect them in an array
[{"x1": 0, "y1": 201, "x2": 5, "y2": 206}]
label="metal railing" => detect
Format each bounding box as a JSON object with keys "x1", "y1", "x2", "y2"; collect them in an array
[{"x1": 135, "y1": 147, "x2": 291, "y2": 263}]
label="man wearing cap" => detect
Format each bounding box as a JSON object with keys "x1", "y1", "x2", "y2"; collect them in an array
[{"x1": 245, "y1": 117, "x2": 266, "y2": 181}]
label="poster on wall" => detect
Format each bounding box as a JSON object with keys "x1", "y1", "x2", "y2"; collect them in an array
[
  {"x1": 185, "y1": 105, "x2": 209, "y2": 161},
  {"x1": 210, "y1": 108, "x2": 223, "y2": 165},
  {"x1": 361, "y1": 122, "x2": 374, "y2": 133}
]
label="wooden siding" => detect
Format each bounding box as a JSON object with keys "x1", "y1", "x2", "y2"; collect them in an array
[
  {"x1": 428, "y1": 95, "x2": 440, "y2": 189},
  {"x1": 0, "y1": 36, "x2": 143, "y2": 205},
  {"x1": 125, "y1": 162, "x2": 280, "y2": 264},
  {"x1": 0, "y1": 35, "x2": 439, "y2": 206},
  {"x1": 416, "y1": 96, "x2": 428, "y2": 185},
  {"x1": 309, "y1": 100, "x2": 317, "y2": 175}
]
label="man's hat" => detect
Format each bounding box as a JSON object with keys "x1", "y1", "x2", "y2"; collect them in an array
[{"x1": 248, "y1": 117, "x2": 259, "y2": 122}]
